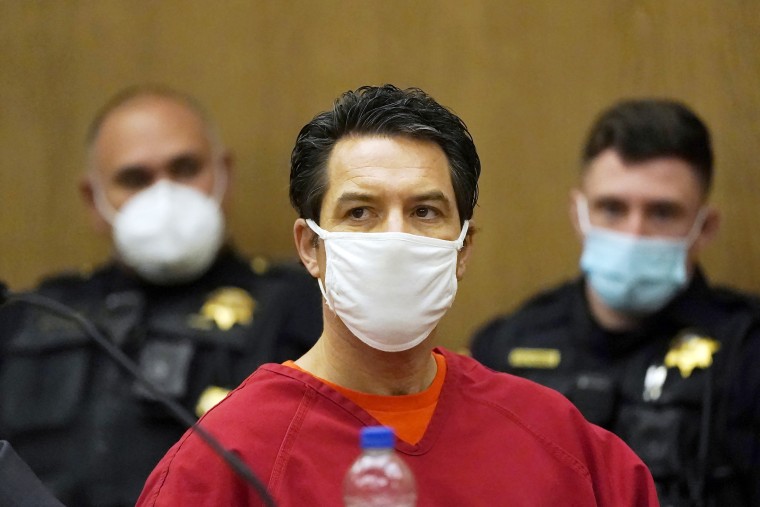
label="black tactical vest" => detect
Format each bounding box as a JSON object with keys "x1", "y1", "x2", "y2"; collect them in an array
[
  {"x1": 0, "y1": 252, "x2": 322, "y2": 507},
  {"x1": 471, "y1": 275, "x2": 759, "y2": 507}
]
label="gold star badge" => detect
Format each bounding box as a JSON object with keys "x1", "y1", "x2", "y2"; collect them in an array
[
  {"x1": 664, "y1": 331, "x2": 721, "y2": 378},
  {"x1": 190, "y1": 287, "x2": 255, "y2": 331}
]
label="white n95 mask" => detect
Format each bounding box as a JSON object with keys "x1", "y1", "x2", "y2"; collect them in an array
[
  {"x1": 306, "y1": 219, "x2": 469, "y2": 352},
  {"x1": 95, "y1": 179, "x2": 225, "y2": 285}
]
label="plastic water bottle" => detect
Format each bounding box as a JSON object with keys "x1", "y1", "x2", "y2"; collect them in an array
[{"x1": 343, "y1": 426, "x2": 417, "y2": 507}]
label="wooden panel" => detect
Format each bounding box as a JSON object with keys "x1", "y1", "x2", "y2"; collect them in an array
[{"x1": 1, "y1": 0, "x2": 758, "y2": 351}]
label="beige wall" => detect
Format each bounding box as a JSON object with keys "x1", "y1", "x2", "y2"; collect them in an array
[{"x1": 2, "y1": 1, "x2": 759, "y2": 351}]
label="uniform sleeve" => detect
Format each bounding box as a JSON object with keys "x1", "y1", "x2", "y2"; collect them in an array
[
  {"x1": 583, "y1": 423, "x2": 660, "y2": 506},
  {"x1": 0, "y1": 302, "x2": 21, "y2": 370},
  {"x1": 0, "y1": 440, "x2": 65, "y2": 507},
  {"x1": 469, "y1": 316, "x2": 512, "y2": 370},
  {"x1": 726, "y1": 326, "x2": 760, "y2": 504},
  {"x1": 270, "y1": 264, "x2": 323, "y2": 362},
  {"x1": 469, "y1": 282, "x2": 573, "y2": 372}
]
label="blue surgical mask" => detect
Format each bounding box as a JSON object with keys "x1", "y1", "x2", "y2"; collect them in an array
[{"x1": 577, "y1": 197, "x2": 707, "y2": 314}]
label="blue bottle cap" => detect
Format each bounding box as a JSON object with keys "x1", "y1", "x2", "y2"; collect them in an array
[{"x1": 360, "y1": 426, "x2": 395, "y2": 449}]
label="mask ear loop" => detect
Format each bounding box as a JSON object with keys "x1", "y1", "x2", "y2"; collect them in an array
[
  {"x1": 306, "y1": 219, "x2": 470, "y2": 245},
  {"x1": 455, "y1": 221, "x2": 470, "y2": 250},
  {"x1": 210, "y1": 161, "x2": 228, "y2": 205},
  {"x1": 576, "y1": 195, "x2": 592, "y2": 234},
  {"x1": 577, "y1": 196, "x2": 708, "y2": 246},
  {"x1": 305, "y1": 219, "x2": 329, "y2": 238},
  {"x1": 90, "y1": 156, "x2": 226, "y2": 225},
  {"x1": 303, "y1": 219, "x2": 334, "y2": 312},
  {"x1": 685, "y1": 207, "x2": 709, "y2": 246},
  {"x1": 89, "y1": 173, "x2": 118, "y2": 224}
]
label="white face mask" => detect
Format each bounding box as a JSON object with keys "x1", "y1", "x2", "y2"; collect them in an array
[
  {"x1": 306, "y1": 219, "x2": 469, "y2": 352},
  {"x1": 94, "y1": 178, "x2": 226, "y2": 285}
]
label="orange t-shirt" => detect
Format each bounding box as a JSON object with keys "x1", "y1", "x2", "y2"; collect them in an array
[{"x1": 284, "y1": 352, "x2": 446, "y2": 445}]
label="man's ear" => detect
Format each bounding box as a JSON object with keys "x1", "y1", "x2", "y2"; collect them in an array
[
  {"x1": 294, "y1": 218, "x2": 321, "y2": 279},
  {"x1": 569, "y1": 188, "x2": 584, "y2": 240},
  {"x1": 456, "y1": 227, "x2": 474, "y2": 280},
  {"x1": 79, "y1": 174, "x2": 110, "y2": 234}
]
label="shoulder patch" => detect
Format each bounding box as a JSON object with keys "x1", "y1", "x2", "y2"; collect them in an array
[
  {"x1": 710, "y1": 284, "x2": 760, "y2": 313},
  {"x1": 38, "y1": 269, "x2": 91, "y2": 290}
]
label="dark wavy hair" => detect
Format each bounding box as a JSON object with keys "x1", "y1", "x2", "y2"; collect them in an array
[
  {"x1": 582, "y1": 98, "x2": 713, "y2": 194},
  {"x1": 289, "y1": 84, "x2": 480, "y2": 225}
]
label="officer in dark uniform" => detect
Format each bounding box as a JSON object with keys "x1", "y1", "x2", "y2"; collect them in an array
[
  {"x1": 471, "y1": 99, "x2": 760, "y2": 506},
  {"x1": 0, "y1": 86, "x2": 322, "y2": 507}
]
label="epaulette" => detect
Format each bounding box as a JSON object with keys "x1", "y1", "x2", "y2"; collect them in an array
[
  {"x1": 249, "y1": 255, "x2": 311, "y2": 280},
  {"x1": 37, "y1": 268, "x2": 92, "y2": 291},
  {"x1": 511, "y1": 280, "x2": 578, "y2": 325},
  {"x1": 473, "y1": 280, "x2": 577, "y2": 341},
  {"x1": 708, "y1": 284, "x2": 760, "y2": 314}
]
